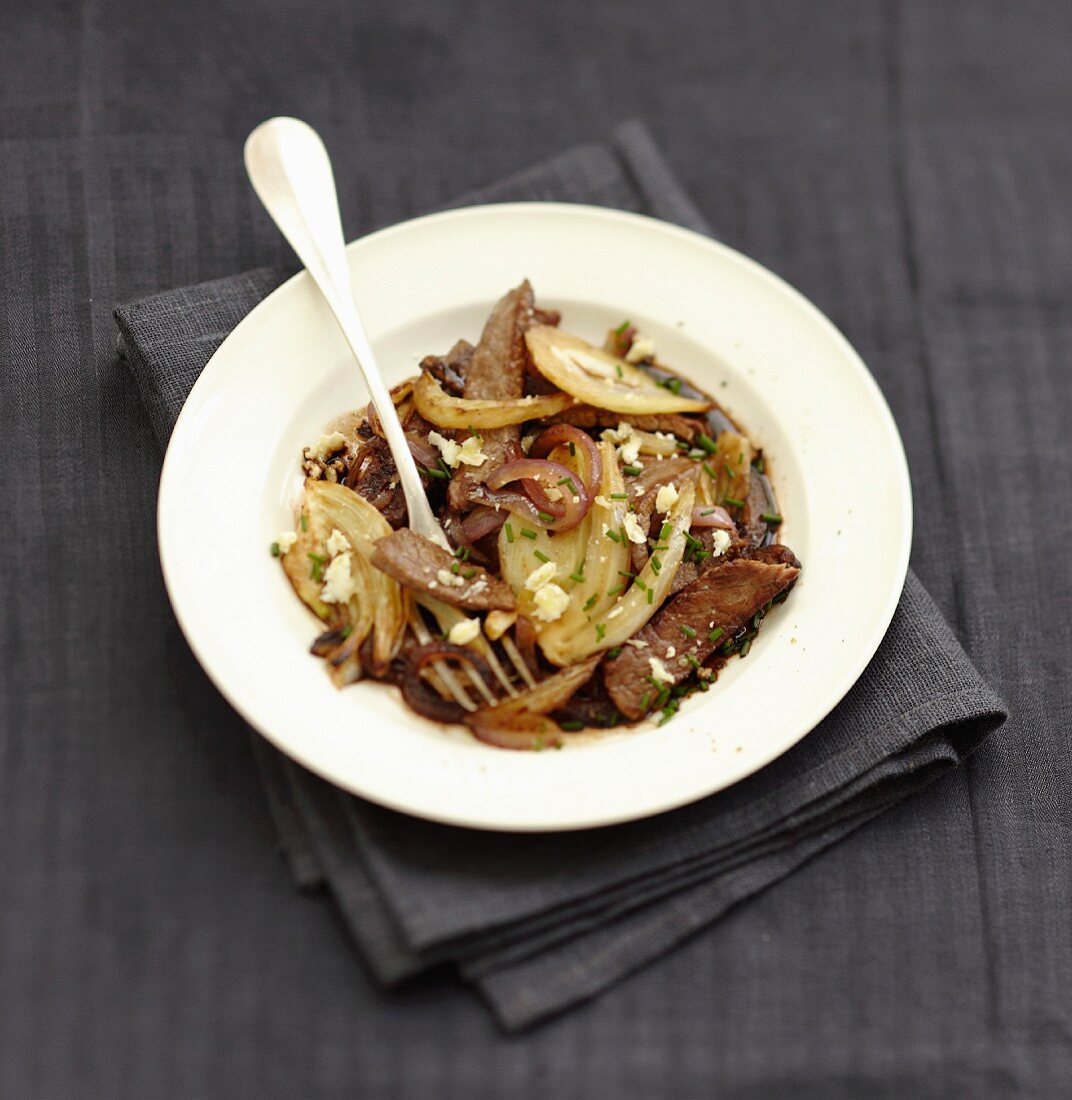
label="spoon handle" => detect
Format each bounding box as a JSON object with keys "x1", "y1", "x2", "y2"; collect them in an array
[{"x1": 244, "y1": 117, "x2": 449, "y2": 548}]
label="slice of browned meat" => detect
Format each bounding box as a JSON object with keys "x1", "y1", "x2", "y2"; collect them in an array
[
  {"x1": 371, "y1": 528, "x2": 516, "y2": 612},
  {"x1": 603, "y1": 551, "x2": 800, "y2": 719},
  {"x1": 419, "y1": 339, "x2": 474, "y2": 397},
  {"x1": 447, "y1": 281, "x2": 534, "y2": 511},
  {"x1": 543, "y1": 406, "x2": 704, "y2": 442}
]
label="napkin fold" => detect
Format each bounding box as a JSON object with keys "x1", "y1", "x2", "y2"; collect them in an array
[{"x1": 115, "y1": 121, "x2": 1006, "y2": 1031}]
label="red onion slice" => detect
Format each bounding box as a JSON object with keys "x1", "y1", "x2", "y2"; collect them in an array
[
  {"x1": 528, "y1": 424, "x2": 602, "y2": 496},
  {"x1": 401, "y1": 643, "x2": 496, "y2": 723},
  {"x1": 691, "y1": 505, "x2": 737, "y2": 530},
  {"x1": 486, "y1": 458, "x2": 591, "y2": 531}
]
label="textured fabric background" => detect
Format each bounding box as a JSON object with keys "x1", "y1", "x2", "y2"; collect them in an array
[
  {"x1": 2, "y1": 1, "x2": 1070, "y2": 1095},
  {"x1": 114, "y1": 124, "x2": 1004, "y2": 1033}
]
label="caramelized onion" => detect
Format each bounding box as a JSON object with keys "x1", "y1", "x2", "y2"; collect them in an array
[
  {"x1": 691, "y1": 505, "x2": 736, "y2": 530},
  {"x1": 401, "y1": 643, "x2": 496, "y2": 724},
  {"x1": 486, "y1": 458, "x2": 590, "y2": 531},
  {"x1": 466, "y1": 656, "x2": 601, "y2": 750},
  {"x1": 528, "y1": 424, "x2": 602, "y2": 496}
]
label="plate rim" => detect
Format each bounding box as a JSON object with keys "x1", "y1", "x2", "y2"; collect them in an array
[{"x1": 158, "y1": 201, "x2": 913, "y2": 832}]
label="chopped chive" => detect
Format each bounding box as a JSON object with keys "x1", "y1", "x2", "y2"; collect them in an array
[
  {"x1": 609, "y1": 492, "x2": 629, "y2": 500},
  {"x1": 659, "y1": 521, "x2": 672, "y2": 540},
  {"x1": 568, "y1": 441, "x2": 576, "y2": 456},
  {"x1": 676, "y1": 440, "x2": 690, "y2": 451},
  {"x1": 623, "y1": 464, "x2": 642, "y2": 476},
  {"x1": 724, "y1": 464, "x2": 736, "y2": 480},
  {"x1": 723, "y1": 496, "x2": 746, "y2": 509},
  {"x1": 684, "y1": 533, "x2": 702, "y2": 551},
  {"x1": 695, "y1": 550, "x2": 711, "y2": 561},
  {"x1": 634, "y1": 578, "x2": 648, "y2": 592},
  {"x1": 559, "y1": 720, "x2": 585, "y2": 732},
  {"x1": 340, "y1": 626, "x2": 353, "y2": 640},
  {"x1": 739, "y1": 638, "x2": 753, "y2": 658},
  {"x1": 700, "y1": 507, "x2": 718, "y2": 515},
  {"x1": 647, "y1": 586, "x2": 654, "y2": 604},
  {"x1": 702, "y1": 461, "x2": 717, "y2": 479},
  {"x1": 307, "y1": 551, "x2": 326, "y2": 564},
  {"x1": 652, "y1": 544, "x2": 669, "y2": 553},
  {"x1": 720, "y1": 640, "x2": 735, "y2": 656},
  {"x1": 454, "y1": 545, "x2": 471, "y2": 561},
  {"x1": 557, "y1": 476, "x2": 579, "y2": 495},
  {"x1": 462, "y1": 568, "x2": 477, "y2": 579},
  {"x1": 760, "y1": 512, "x2": 783, "y2": 524},
  {"x1": 607, "y1": 647, "x2": 623, "y2": 659},
  {"x1": 300, "y1": 513, "x2": 308, "y2": 532},
  {"x1": 450, "y1": 560, "x2": 461, "y2": 575},
  {"x1": 650, "y1": 555, "x2": 662, "y2": 574},
  {"x1": 584, "y1": 594, "x2": 598, "y2": 612},
  {"x1": 537, "y1": 510, "x2": 555, "y2": 524},
  {"x1": 640, "y1": 691, "x2": 651, "y2": 711},
  {"x1": 270, "y1": 542, "x2": 281, "y2": 557},
  {"x1": 755, "y1": 456, "x2": 766, "y2": 474},
  {"x1": 310, "y1": 562, "x2": 323, "y2": 583},
  {"x1": 659, "y1": 377, "x2": 683, "y2": 395},
  {"x1": 708, "y1": 627, "x2": 725, "y2": 643},
  {"x1": 615, "y1": 363, "x2": 624, "y2": 379},
  {"x1": 697, "y1": 432, "x2": 718, "y2": 454},
  {"x1": 533, "y1": 549, "x2": 551, "y2": 563},
  {"x1": 423, "y1": 466, "x2": 448, "y2": 480},
  {"x1": 607, "y1": 584, "x2": 624, "y2": 597},
  {"x1": 680, "y1": 624, "x2": 697, "y2": 638},
  {"x1": 686, "y1": 654, "x2": 701, "y2": 669},
  {"x1": 520, "y1": 528, "x2": 538, "y2": 540},
  {"x1": 617, "y1": 570, "x2": 636, "y2": 580},
  {"x1": 595, "y1": 623, "x2": 606, "y2": 642},
  {"x1": 605, "y1": 528, "x2": 622, "y2": 543},
  {"x1": 569, "y1": 570, "x2": 585, "y2": 583},
  {"x1": 505, "y1": 523, "x2": 515, "y2": 544},
  {"x1": 614, "y1": 318, "x2": 632, "y2": 335},
  {"x1": 654, "y1": 684, "x2": 671, "y2": 709}
]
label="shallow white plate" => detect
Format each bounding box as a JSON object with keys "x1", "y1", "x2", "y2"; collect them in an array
[{"x1": 158, "y1": 203, "x2": 911, "y2": 832}]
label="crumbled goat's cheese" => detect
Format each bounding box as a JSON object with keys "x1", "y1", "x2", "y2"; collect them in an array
[
  {"x1": 622, "y1": 512, "x2": 646, "y2": 545},
  {"x1": 276, "y1": 531, "x2": 298, "y2": 554},
  {"x1": 544, "y1": 486, "x2": 564, "y2": 502},
  {"x1": 711, "y1": 530, "x2": 732, "y2": 557},
  {"x1": 532, "y1": 583, "x2": 570, "y2": 622},
  {"x1": 648, "y1": 656, "x2": 673, "y2": 684},
  {"x1": 321, "y1": 553, "x2": 356, "y2": 604},
  {"x1": 601, "y1": 422, "x2": 643, "y2": 467},
  {"x1": 436, "y1": 568, "x2": 466, "y2": 588},
  {"x1": 325, "y1": 528, "x2": 350, "y2": 558},
  {"x1": 655, "y1": 483, "x2": 679, "y2": 514},
  {"x1": 665, "y1": 646, "x2": 676, "y2": 659},
  {"x1": 311, "y1": 431, "x2": 347, "y2": 461},
  {"x1": 625, "y1": 334, "x2": 656, "y2": 363},
  {"x1": 447, "y1": 618, "x2": 480, "y2": 646},
  {"x1": 428, "y1": 430, "x2": 487, "y2": 469},
  {"x1": 524, "y1": 561, "x2": 558, "y2": 591},
  {"x1": 607, "y1": 606, "x2": 624, "y2": 620}
]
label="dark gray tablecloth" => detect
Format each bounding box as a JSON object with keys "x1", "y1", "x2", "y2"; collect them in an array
[
  {"x1": 2, "y1": 1, "x2": 1070, "y2": 1095},
  {"x1": 114, "y1": 121, "x2": 1004, "y2": 1032}
]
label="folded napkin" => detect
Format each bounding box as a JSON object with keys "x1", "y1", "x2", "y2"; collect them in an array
[{"x1": 115, "y1": 121, "x2": 1006, "y2": 1031}]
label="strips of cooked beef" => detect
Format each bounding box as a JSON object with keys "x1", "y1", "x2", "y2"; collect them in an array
[
  {"x1": 447, "y1": 281, "x2": 534, "y2": 511},
  {"x1": 603, "y1": 547, "x2": 801, "y2": 719},
  {"x1": 371, "y1": 528, "x2": 516, "y2": 612},
  {"x1": 543, "y1": 406, "x2": 704, "y2": 441}
]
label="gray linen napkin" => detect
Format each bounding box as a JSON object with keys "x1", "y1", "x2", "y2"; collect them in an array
[{"x1": 115, "y1": 121, "x2": 1006, "y2": 1031}]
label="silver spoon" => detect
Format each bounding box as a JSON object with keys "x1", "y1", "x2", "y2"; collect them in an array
[
  {"x1": 245, "y1": 117, "x2": 522, "y2": 705},
  {"x1": 244, "y1": 116, "x2": 450, "y2": 551}
]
